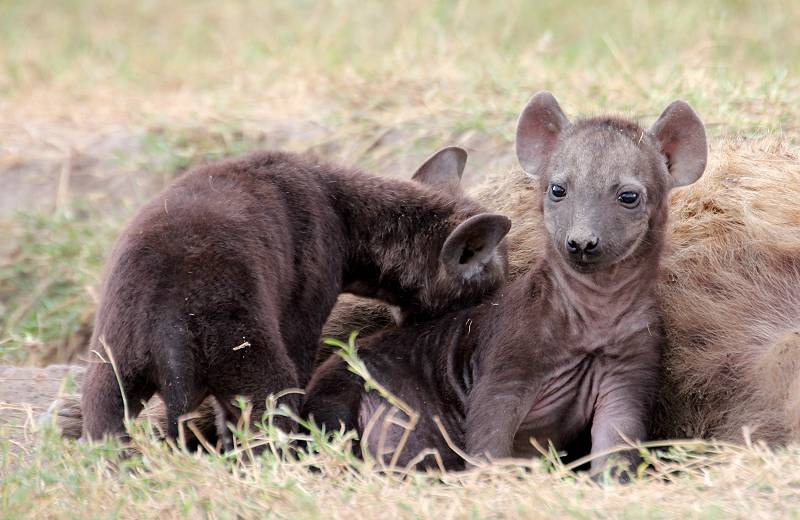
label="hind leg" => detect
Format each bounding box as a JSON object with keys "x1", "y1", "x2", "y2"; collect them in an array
[
  {"x1": 81, "y1": 361, "x2": 154, "y2": 441},
  {"x1": 212, "y1": 397, "x2": 236, "y2": 451},
  {"x1": 212, "y1": 370, "x2": 300, "y2": 437},
  {"x1": 208, "y1": 329, "x2": 300, "y2": 438},
  {"x1": 157, "y1": 359, "x2": 208, "y2": 444}
]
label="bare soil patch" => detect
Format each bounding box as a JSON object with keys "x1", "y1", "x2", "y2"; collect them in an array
[{"x1": 0, "y1": 364, "x2": 83, "y2": 436}]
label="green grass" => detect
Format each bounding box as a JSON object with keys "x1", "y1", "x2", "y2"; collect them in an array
[
  {"x1": 0, "y1": 207, "x2": 119, "y2": 364},
  {"x1": 2, "y1": 0, "x2": 800, "y2": 138}
]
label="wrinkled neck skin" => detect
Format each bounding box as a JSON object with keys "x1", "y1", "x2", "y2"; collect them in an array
[
  {"x1": 545, "y1": 242, "x2": 660, "y2": 328},
  {"x1": 475, "y1": 202, "x2": 668, "y2": 351}
]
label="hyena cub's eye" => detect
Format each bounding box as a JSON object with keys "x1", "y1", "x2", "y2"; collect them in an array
[
  {"x1": 617, "y1": 191, "x2": 640, "y2": 208},
  {"x1": 549, "y1": 184, "x2": 567, "y2": 201}
]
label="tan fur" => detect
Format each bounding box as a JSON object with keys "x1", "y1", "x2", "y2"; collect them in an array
[
  {"x1": 321, "y1": 296, "x2": 394, "y2": 345},
  {"x1": 48, "y1": 138, "x2": 800, "y2": 445},
  {"x1": 654, "y1": 138, "x2": 800, "y2": 443}
]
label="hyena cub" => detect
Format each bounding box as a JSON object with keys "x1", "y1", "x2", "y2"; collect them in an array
[
  {"x1": 81, "y1": 147, "x2": 511, "y2": 443},
  {"x1": 303, "y1": 92, "x2": 707, "y2": 476}
]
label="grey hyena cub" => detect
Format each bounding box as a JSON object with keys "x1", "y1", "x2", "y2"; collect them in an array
[{"x1": 303, "y1": 91, "x2": 707, "y2": 478}]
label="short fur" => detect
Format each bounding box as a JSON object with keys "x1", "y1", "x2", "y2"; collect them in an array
[
  {"x1": 55, "y1": 141, "x2": 800, "y2": 448},
  {"x1": 80, "y1": 149, "x2": 511, "y2": 442},
  {"x1": 302, "y1": 93, "x2": 707, "y2": 474}
]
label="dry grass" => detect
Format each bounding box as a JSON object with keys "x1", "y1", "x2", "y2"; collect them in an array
[
  {"x1": 2, "y1": 0, "x2": 800, "y2": 517},
  {"x1": 4, "y1": 410, "x2": 800, "y2": 519}
]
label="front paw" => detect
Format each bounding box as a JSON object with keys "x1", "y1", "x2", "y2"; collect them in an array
[
  {"x1": 590, "y1": 466, "x2": 632, "y2": 485},
  {"x1": 590, "y1": 453, "x2": 641, "y2": 485}
]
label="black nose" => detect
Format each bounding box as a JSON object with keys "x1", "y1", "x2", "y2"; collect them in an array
[{"x1": 566, "y1": 236, "x2": 599, "y2": 255}]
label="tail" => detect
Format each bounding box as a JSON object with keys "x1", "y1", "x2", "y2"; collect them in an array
[{"x1": 39, "y1": 396, "x2": 83, "y2": 439}]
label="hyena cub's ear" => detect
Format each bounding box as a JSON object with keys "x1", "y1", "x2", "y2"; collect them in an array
[
  {"x1": 648, "y1": 100, "x2": 707, "y2": 188},
  {"x1": 411, "y1": 146, "x2": 468, "y2": 195},
  {"x1": 440, "y1": 213, "x2": 512, "y2": 280},
  {"x1": 515, "y1": 91, "x2": 570, "y2": 179}
]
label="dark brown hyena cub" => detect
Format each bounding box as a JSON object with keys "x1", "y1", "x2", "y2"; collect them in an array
[
  {"x1": 81, "y1": 147, "x2": 511, "y2": 443},
  {"x1": 303, "y1": 91, "x2": 707, "y2": 477}
]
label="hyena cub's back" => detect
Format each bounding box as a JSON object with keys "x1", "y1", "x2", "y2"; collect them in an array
[{"x1": 81, "y1": 148, "x2": 511, "y2": 444}]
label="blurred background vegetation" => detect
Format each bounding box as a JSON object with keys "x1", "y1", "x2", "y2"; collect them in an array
[{"x1": 1, "y1": 0, "x2": 799, "y2": 365}]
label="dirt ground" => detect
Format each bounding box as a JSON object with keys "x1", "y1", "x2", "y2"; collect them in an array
[{"x1": 0, "y1": 364, "x2": 84, "y2": 436}]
